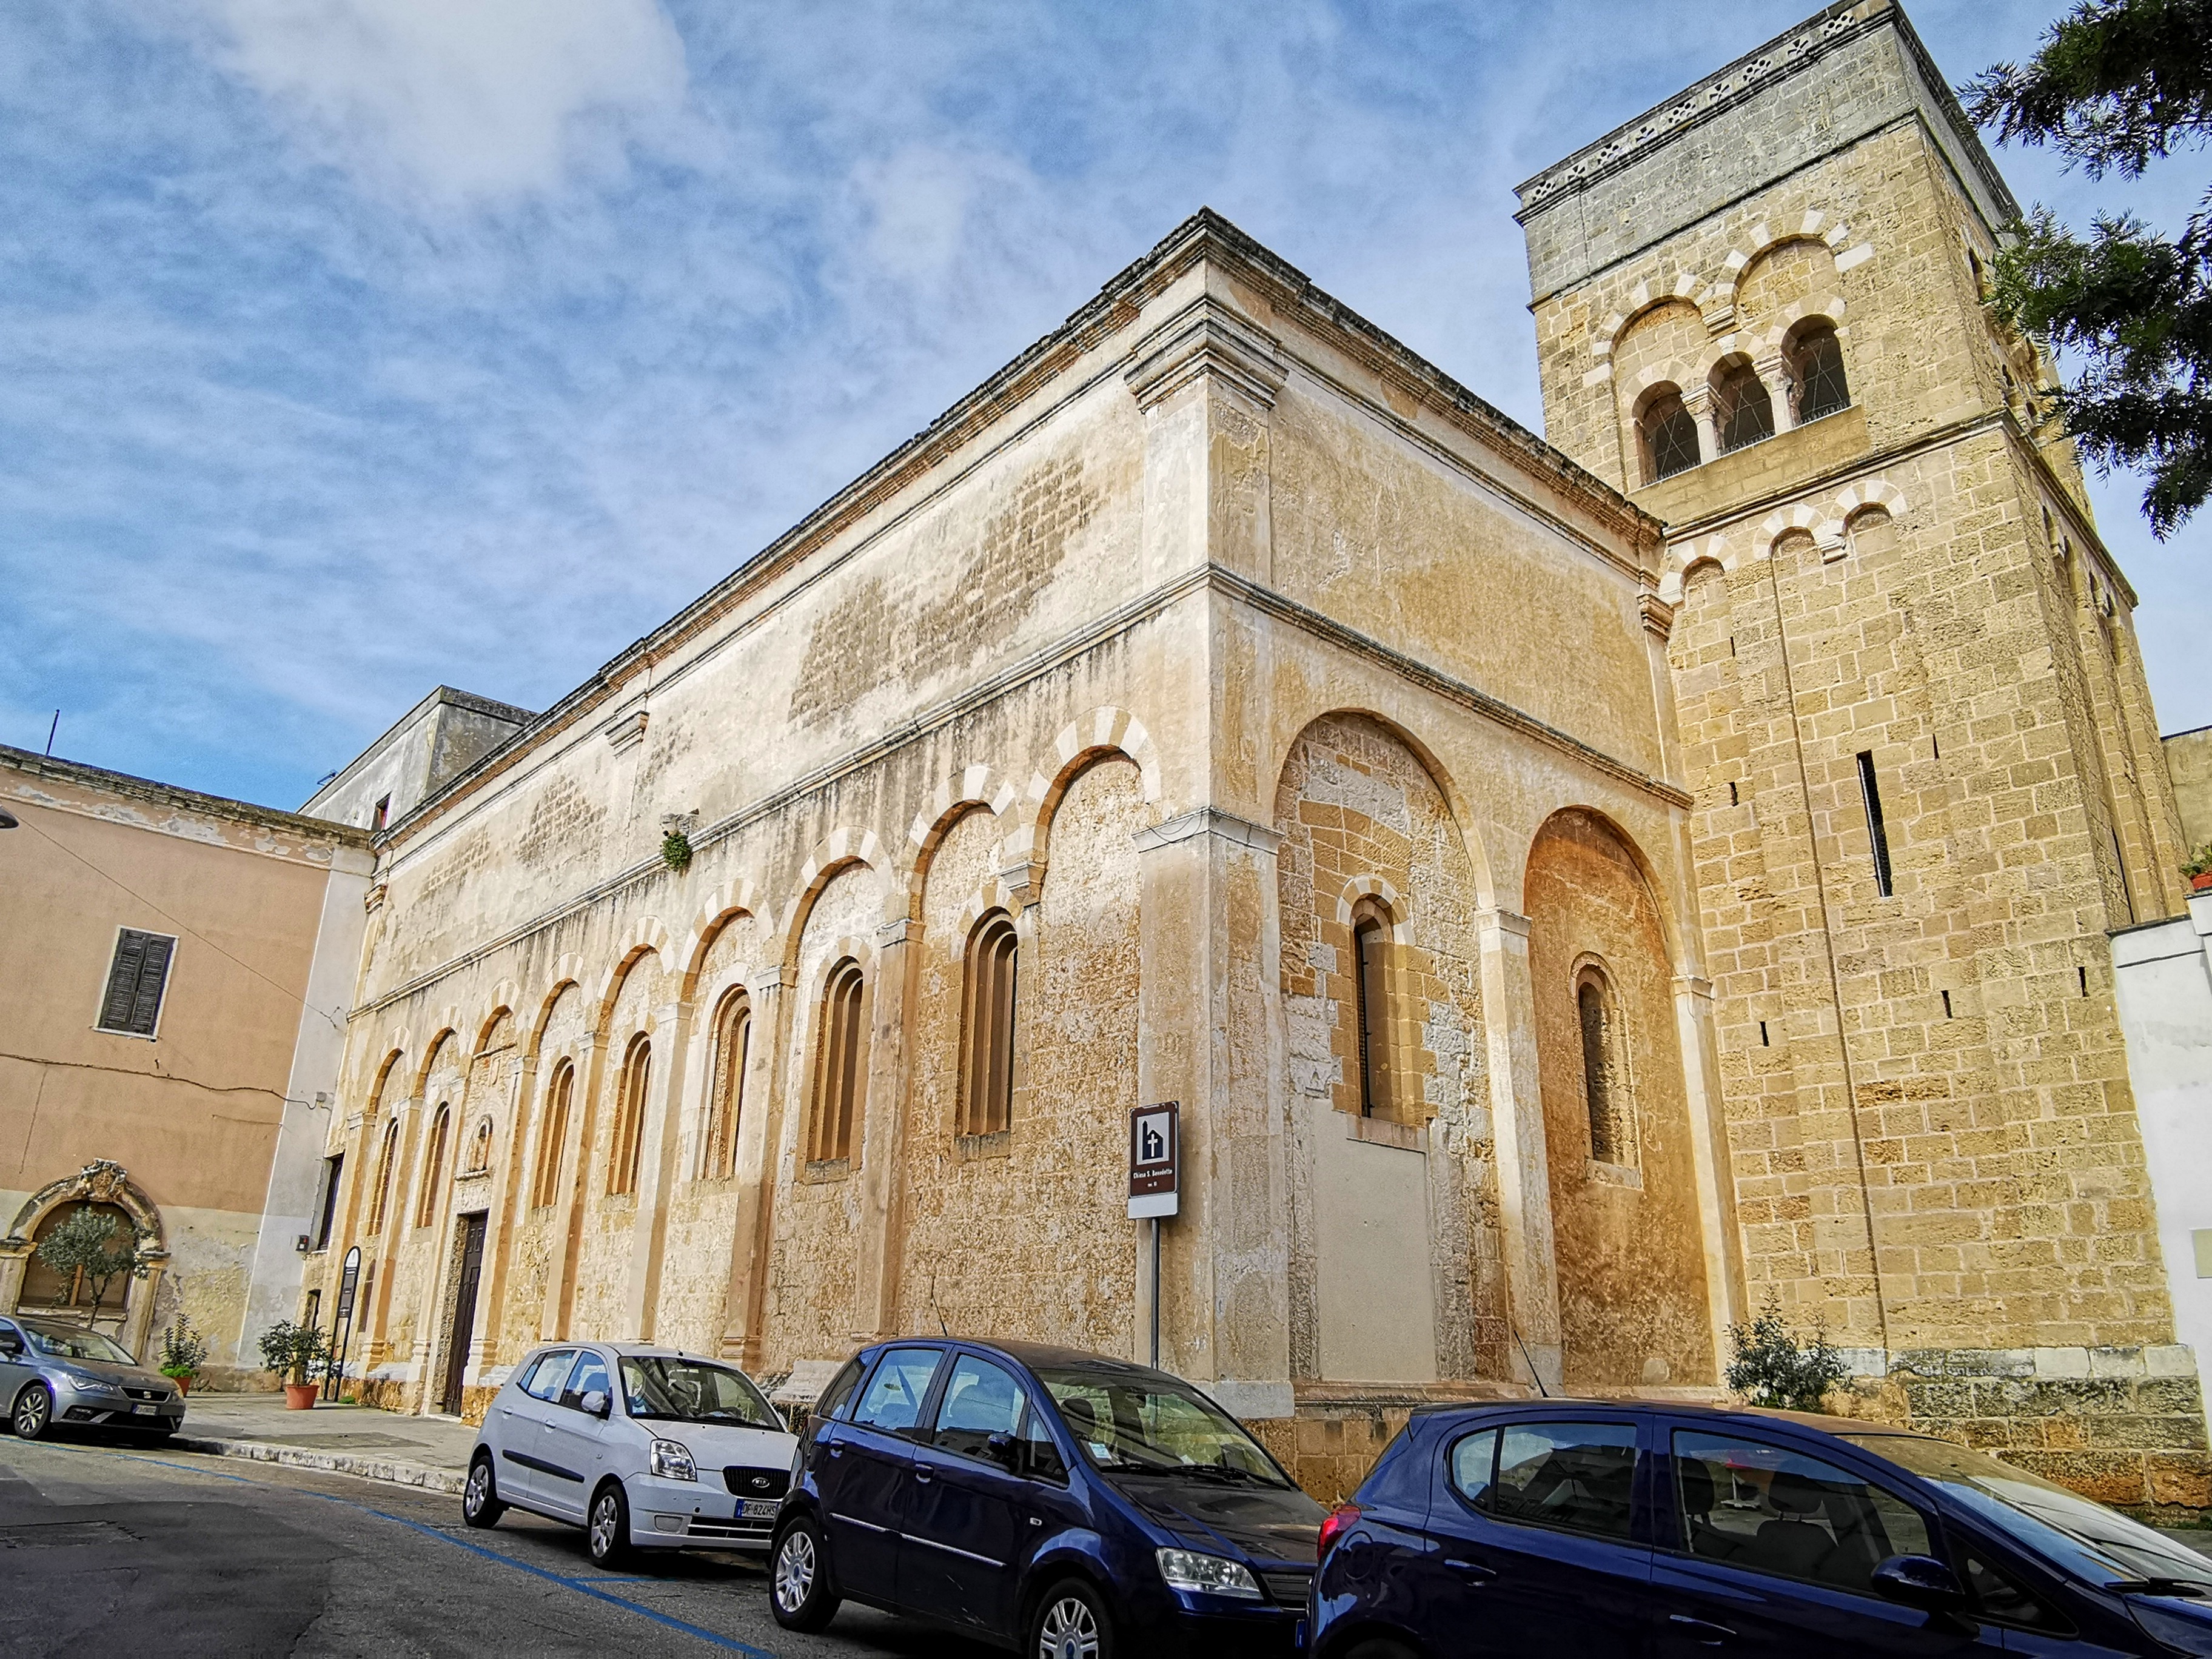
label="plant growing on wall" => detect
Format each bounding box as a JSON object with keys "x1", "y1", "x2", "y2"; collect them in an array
[
  {"x1": 257, "y1": 1319, "x2": 330, "y2": 1386},
  {"x1": 2184, "y1": 842, "x2": 2212, "y2": 885},
  {"x1": 660, "y1": 827, "x2": 693, "y2": 872},
  {"x1": 33, "y1": 1207, "x2": 145, "y2": 1318},
  {"x1": 158, "y1": 1314, "x2": 209, "y2": 1382},
  {"x1": 1725, "y1": 1294, "x2": 1852, "y2": 1412}
]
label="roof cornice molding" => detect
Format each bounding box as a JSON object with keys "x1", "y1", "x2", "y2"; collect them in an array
[{"x1": 0, "y1": 743, "x2": 372, "y2": 849}]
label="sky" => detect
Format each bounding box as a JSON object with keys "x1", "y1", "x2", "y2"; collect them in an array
[{"x1": 2, "y1": 0, "x2": 2204, "y2": 811}]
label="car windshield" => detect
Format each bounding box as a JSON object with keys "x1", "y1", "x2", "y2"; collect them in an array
[
  {"x1": 1035, "y1": 1366, "x2": 1294, "y2": 1489},
  {"x1": 22, "y1": 1324, "x2": 138, "y2": 1366},
  {"x1": 619, "y1": 1356, "x2": 781, "y2": 1429},
  {"x1": 1848, "y1": 1433, "x2": 2212, "y2": 1594}
]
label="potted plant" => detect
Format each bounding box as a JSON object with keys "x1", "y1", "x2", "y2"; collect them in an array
[
  {"x1": 2185, "y1": 843, "x2": 2212, "y2": 896},
  {"x1": 258, "y1": 1320, "x2": 330, "y2": 1410},
  {"x1": 158, "y1": 1313, "x2": 208, "y2": 1395}
]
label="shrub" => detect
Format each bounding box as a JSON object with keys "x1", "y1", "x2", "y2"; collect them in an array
[
  {"x1": 33, "y1": 1208, "x2": 145, "y2": 1316},
  {"x1": 257, "y1": 1320, "x2": 330, "y2": 1385},
  {"x1": 1725, "y1": 1295, "x2": 1852, "y2": 1412},
  {"x1": 158, "y1": 1314, "x2": 209, "y2": 1378}
]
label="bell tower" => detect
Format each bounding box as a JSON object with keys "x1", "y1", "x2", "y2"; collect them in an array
[{"x1": 1517, "y1": 0, "x2": 2204, "y2": 1507}]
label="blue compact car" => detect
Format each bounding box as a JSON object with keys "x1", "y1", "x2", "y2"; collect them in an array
[
  {"x1": 1309, "y1": 1399, "x2": 2212, "y2": 1657},
  {"x1": 770, "y1": 1338, "x2": 1325, "y2": 1657}
]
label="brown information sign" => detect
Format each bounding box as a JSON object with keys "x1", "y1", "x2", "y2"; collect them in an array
[{"x1": 1128, "y1": 1101, "x2": 1179, "y2": 1219}]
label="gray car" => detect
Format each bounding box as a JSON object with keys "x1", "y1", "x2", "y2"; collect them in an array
[{"x1": 0, "y1": 1313, "x2": 184, "y2": 1439}]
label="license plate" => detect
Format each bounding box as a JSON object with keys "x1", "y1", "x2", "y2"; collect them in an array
[
  {"x1": 740, "y1": 1499, "x2": 779, "y2": 1518},
  {"x1": 131, "y1": 1404, "x2": 155, "y2": 1416}
]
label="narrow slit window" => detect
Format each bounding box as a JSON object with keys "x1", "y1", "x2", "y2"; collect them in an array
[
  {"x1": 609, "y1": 1035, "x2": 651, "y2": 1196},
  {"x1": 415, "y1": 1106, "x2": 451, "y2": 1228},
  {"x1": 96, "y1": 928, "x2": 176, "y2": 1037},
  {"x1": 1352, "y1": 909, "x2": 1390, "y2": 1118},
  {"x1": 533, "y1": 1060, "x2": 573, "y2": 1208},
  {"x1": 368, "y1": 1119, "x2": 401, "y2": 1234},
  {"x1": 1856, "y1": 751, "x2": 1894, "y2": 897},
  {"x1": 1759, "y1": 1020, "x2": 1771, "y2": 1047},
  {"x1": 311, "y1": 1154, "x2": 343, "y2": 1252},
  {"x1": 960, "y1": 916, "x2": 1019, "y2": 1138},
  {"x1": 1577, "y1": 968, "x2": 1634, "y2": 1167},
  {"x1": 811, "y1": 960, "x2": 868, "y2": 1163},
  {"x1": 372, "y1": 794, "x2": 391, "y2": 832},
  {"x1": 1942, "y1": 990, "x2": 1953, "y2": 1020},
  {"x1": 703, "y1": 994, "x2": 751, "y2": 1178}
]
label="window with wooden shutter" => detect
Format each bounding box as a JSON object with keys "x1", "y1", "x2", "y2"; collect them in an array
[{"x1": 96, "y1": 929, "x2": 176, "y2": 1037}]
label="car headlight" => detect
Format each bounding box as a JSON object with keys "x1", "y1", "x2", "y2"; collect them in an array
[
  {"x1": 1156, "y1": 1547, "x2": 1263, "y2": 1600},
  {"x1": 59, "y1": 1370, "x2": 120, "y2": 1395},
  {"x1": 649, "y1": 1438, "x2": 697, "y2": 1482}
]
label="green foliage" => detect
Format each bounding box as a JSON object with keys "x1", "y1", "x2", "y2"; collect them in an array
[
  {"x1": 158, "y1": 1314, "x2": 209, "y2": 1378},
  {"x1": 1725, "y1": 1296, "x2": 1853, "y2": 1413},
  {"x1": 660, "y1": 827, "x2": 694, "y2": 873},
  {"x1": 1963, "y1": 0, "x2": 2212, "y2": 535},
  {"x1": 33, "y1": 1208, "x2": 144, "y2": 1315},
  {"x1": 256, "y1": 1319, "x2": 330, "y2": 1385},
  {"x1": 2184, "y1": 841, "x2": 2212, "y2": 877}
]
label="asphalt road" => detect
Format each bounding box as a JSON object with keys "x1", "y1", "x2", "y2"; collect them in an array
[{"x1": 0, "y1": 1429, "x2": 993, "y2": 1659}]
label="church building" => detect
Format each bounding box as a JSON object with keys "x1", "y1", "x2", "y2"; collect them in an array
[{"x1": 302, "y1": 0, "x2": 2206, "y2": 1515}]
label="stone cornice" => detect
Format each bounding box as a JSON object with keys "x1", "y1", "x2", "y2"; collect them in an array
[
  {"x1": 1131, "y1": 808, "x2": 1285, "y2": 854},
  {"x1": 376, "y1": 210, "x2": 1661, "y2": 857},
  {"x1": 1124, "y1": 298, "x2": 1289, "y2": 411},
  {"x1": 0, "y1": 743, "x2": 372, "y2": 853}
]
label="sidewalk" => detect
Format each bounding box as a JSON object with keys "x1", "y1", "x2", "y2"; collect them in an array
[{"x1": 173, "y1": 1392, "x2": 475, "y2": 1495}]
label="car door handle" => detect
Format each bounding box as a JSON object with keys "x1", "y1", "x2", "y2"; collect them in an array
[
  {"x1": 826, "y1": 1446, "x2": 843, "y2": 1458},
  {"x1": 913, "y1": 1469, "x2": 933, "y2": 1484},
  {"x1": 1669, "y1": 1613, "x2": 1735, "y2": 1644},
  {"x1": 1444, "y1": 1557, "x2": 1496, "y2": 1581}
]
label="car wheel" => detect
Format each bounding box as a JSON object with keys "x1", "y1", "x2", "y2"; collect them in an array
[
  {"x1": 11, "y1": 1383, "x2": 53, "y2": 1441},
  {"x1": 586, "y1": 1481, "x2": 631, "y2": 1567},
  {"x1": 769, "y1": 1515, "x2": 840, "y2": 1633},
  {"x1": 1030, "y1": 1578, "x2": 1114, "y2": 1659},
  {"x1": 463, "y1": 1453, "x2": 507, "y2": 1528}
]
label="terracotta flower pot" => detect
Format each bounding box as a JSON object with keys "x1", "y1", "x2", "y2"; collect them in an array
[
  {"x1": 284, "y1": 1382, "x2": 319, "y2": 1410},
  {"x1": 2190, "y1": 871, "x2": 2212, "y2": 894},
  {"x1": 167, "y1": 1375, "x2": 192, "y2": 1397}
]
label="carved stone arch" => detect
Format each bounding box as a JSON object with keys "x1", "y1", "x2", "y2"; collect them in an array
[
  {"x1": 1603, "y1": 275, "x2": 1702, "y2": 358},
  {"x1": 950, "y1": 878, "x2": 1028, "y2": 953},
  {"x1": 680, "y1": 879, "x2": 767, "y2": 1000},
  {"x1": 594, "y1": 934, "x2": 671, "y2": 1042},
  {"x1": 800, "y1": 933, "x2": 879, "y2": 1001},
  {"x1": 1755, "y1": 501, "x2": 1845, "y2": 561},
  {"x1": 1527, "y1": 805, "x2": 1692, "y2": 978},
  {"x1": 1014, "y1": 708, "x2": 1163, "y2": 868},
  {"x1": 1726, "y1": 215, "x2": 1865, "y2": 314},
  {"x1": 1, "y1": 1161, "x2": 173, "y2": 1360},
  {"x1": 365, "y1": 1045, "x2": 407, "y2": 1113},
  {"x1": 1658, "y1": 533, "x2": 1734, "y2": 604},
  {"x1": 474, "y1": 995, "x2": 520, "y2": 1056},
  {"x1": 526, "y1": 964, "x2": 588, "y2": 1061},
  {"x1": 780, "y1": 830, "x2": 894, "y2": 976},
  {"x1": 1834, "y1": 477, "x2": 1909, "y2": 520},
  {"x1": 412, "y1": 1023, "x2": 461, "y2": 1099},
  {"x1": 903, "y1": 767, "x2": 1019, "y2": 917},
  {"x1": 1757, "y1": 294, "x2": 1851, "y2": 352}
]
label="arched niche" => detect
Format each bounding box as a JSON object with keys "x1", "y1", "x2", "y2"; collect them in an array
[{"x1": 0, "y1": 1161, "x2": 172, "y2": 1362}]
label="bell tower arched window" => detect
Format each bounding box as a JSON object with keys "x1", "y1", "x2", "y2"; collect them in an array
[
  {"x1": 960, "y1": 913, "x2": 1019, "y2": 1138},
  {"x1": 1787, "y1": 320, "x2": 1850, "y2": 423},
  {"x1": 1712, "y1": 361, "x2": 1774, "y2": 453},
  {"x1": 1638, "y1": 387, "x2": 1701, "y2": 483}
]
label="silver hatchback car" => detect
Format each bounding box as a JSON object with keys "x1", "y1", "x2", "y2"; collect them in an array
[
  {"x1": 0, "y1": 1313, "x2": 185, "y2": 1439},
  {"x1": 463, "y1": 1341, "x2": 797, "y2": 1568}
]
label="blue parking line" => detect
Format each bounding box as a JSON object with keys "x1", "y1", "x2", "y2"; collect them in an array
[{"x1": 23, "y1": 1441, "x2": 780, "y2": 1658}]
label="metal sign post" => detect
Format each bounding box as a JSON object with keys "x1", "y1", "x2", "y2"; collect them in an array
[
  {"x1": 1128, "y1": 1102, "x2": 1179, "y2": 1369},
  {"x1": 326, "y1": 1244, "x2": 361, "y2": 1392}
]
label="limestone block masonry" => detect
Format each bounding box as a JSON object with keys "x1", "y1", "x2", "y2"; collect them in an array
[{"x1": 1520, "y1": 0, "x2": 2205, "y2": 1517}]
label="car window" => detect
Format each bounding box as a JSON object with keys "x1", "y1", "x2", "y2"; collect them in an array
[
  {"x1": 620, "y1": 1356, "x2": 781, "y2": 1428},
  {"x1": 561, "y1": 1351, "x2": 612, "y2": 1411},
  {"x1": 816, "y1": 1356, "x2": 867, "y2": 1423},
  {"x1": 1674, "y1": 1432, "x2": 1930, "y2": 1594},
  {"x1": 1018, "y1": 1401, "x2": 1068, "y2": 1484},
  {"x1": 1487, "y1": 1421, "x2": 1639, "y2": 1541},
  {"x1": 1448, "y1": 1428, "x2": 1500, "y2": 1508},
  {"x1": 1959, "y1": 1546, "x2": 2073, "y2": 1634},
  {"x1": 851, "y1": 1347, "x2": 942, "y2": 1435},
  {"x1": 931, "y1": 1355, "x2": 1025, "y2": 1461},
  {"x1": 520, "y1": 1350, "x2": 575, "y2": 1402},
  {"x1": 22, "y1": 1323, "x2": 138, "y2": 1366}
]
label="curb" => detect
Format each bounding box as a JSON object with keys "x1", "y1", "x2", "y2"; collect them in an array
[{"x1": 172, "y1": 1433, "x2": 468, "y2": 1496}]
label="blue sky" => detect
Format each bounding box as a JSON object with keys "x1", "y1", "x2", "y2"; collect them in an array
[{"x1": 2, "y1": 0, "x2": 2203, "y2": 811}]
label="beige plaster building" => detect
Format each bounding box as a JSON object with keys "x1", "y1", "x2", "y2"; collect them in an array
[
  {"x1": 0, "y1": 746, "x2": 372, "y2": 1381},
  {"x1": 300, "y1": 0, "x2": 2205, "y2": 1517},
  {"x1": 1520, "y1": 0, "x2": 2202, "y2": 1511}
]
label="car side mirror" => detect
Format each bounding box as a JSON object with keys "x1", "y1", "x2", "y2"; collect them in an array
[
  {"x1": 1871, "y1": 1555, "x2": 1969, "y2": 1614},
  {"x1": 581, "y1": 1389, "x2": 611, "y2": 1419},
  {"x1": 985, "y1": 1431, "x2": 1017, "y2": 1469}
]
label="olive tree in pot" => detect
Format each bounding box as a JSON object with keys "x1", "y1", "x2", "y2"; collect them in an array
[{"x1": 258, "y1": 1321, "x2": 330, "y2": 1409}]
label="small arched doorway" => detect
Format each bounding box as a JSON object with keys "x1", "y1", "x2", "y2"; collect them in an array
[{"x1": 0, "y1": 1161, "x2": 170, "y2": 1361}]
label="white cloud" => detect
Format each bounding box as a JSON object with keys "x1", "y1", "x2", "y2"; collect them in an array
[{"x1": 183, "y1": 0, "x2": 689, "y2": 207}]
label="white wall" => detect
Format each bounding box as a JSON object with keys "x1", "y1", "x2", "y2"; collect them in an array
[{"x1": 2112, "y1": 892, "x2": 2212, "y2": 1448}]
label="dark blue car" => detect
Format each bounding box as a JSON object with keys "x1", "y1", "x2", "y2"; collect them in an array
[
  {"x1": 770, "y1": 1338, "x2": 1325, "y2": 1656},
  {"x1": 1309, "y1": 1399, "x2": 2212, "y2": 1657}
]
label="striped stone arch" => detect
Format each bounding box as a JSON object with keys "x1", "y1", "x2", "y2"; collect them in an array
[
  {"x1": 679, "y1": 879, "x2": 769, "y2": 996},
  {"x1": 1335, "y1": 874, "x2": 1412, "y2": 944},
  {"x1": 951, "y1": 877, "x2": 1028, "y2": 951},
  {"x1": 1009, "y1": 706, "x2": 1163, "y2": 865},
  {"x1": 474, "y1": 987, "x2": 521, "y2": 1053},
  {"x1": 901, "y1": 765, "x2": 1019, "y2": 919},
  {"x1": 409, "y1": 1013, "x2": 466, "y2": 1098},
  {"x1": 527, "y1": 960, "x2": 590, "y2": 1057},
  {"x1": 1593, "y1": 270, "x2": 1703, "y2": 360},
  {"x1": 1835, "y1": 478, "x2": 1909, "y2": 521},
  {"x1": 1754, "y1": 293, "x2": 1851, "y2": 352},
  {"x1": 592, "y1": 918, "x2": 674, "y2": 1036},
  {"x1": 1658, "y1": 533, "x2": 1735, "y2": 603},
  {"x1": 1724, "y1": 213, "x2": 1871, "y2": 309},
  {"x1": 1755, "y1": 501, "x2": 1847, "y2": 560},
  {"x1": 778, "y1": 827, "x2": 896, "y2": 972}
]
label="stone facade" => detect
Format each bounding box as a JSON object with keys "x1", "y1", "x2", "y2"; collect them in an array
[{"x1": 1519, "y1": 0, "x2": 2205, "y2": 1515}]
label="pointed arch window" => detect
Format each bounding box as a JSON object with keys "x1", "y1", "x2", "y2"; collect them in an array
[
  {"x1": 703, "y1": 992, "x2": 751, "y2": 1179},
  {"x1": 608, "y1": 1035, "x2": 651, "y2": 1197},
  {"x1": 415, "y1": 1105, "x2": 451, "y2": 1227},
  {"x1": 810, "y1": 959, "x2": 868, "y2": 1164},
  {"x1": 960, "y1": 913, "x2": 1019, "y2": 1138},
  {"x1": 368, "y1": 1118, "x2": 401, "y2": 1235},
  {"x1": 1577, "y1": 968, "x2": 1635, "y2": 1168},
  {"x1": 1638, "y1": 387, "x2": 1701, "y2": 483},
  {"x1": 1786, "y1": 320, "x2": 1850, "y2": 423},
  {"x1": 1349, "y1": 899, "x2": 1396, "y2": 1121},
  {"x1": 1713, "y1": 361, "x2": 1774, "y2": 453},
  {"x1": 532, "y1": 1059, "x2": 574, "y2": 1208}
]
